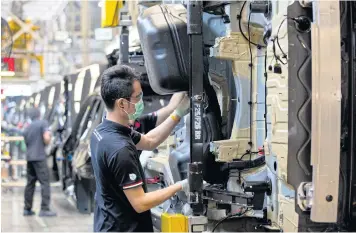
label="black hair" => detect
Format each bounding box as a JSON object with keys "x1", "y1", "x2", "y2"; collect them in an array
[
  {"x1": 100, "y1": 64, "x2": 139, "y2": 111},
  {"x1": 28, "y1": 107, "x2": 40, "y2": 121}
]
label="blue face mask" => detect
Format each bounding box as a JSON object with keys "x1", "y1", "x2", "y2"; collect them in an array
[{"x1": 124, "y1": 99, "x2": 144, "y2": 120}]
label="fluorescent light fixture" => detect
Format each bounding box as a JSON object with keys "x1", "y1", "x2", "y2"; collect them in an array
[
  {"x1": 64, "y1": 38, "x2": 72, "y2": 44},
  {"x1": 2, "y1": 85, "x2": 32, "y2": 96},
  {"x1": 0, "y1": 71, "x2": 15, "y2": 77},
  {"x1": 95, "y1": 28, "x2": 113, "y2": 41},
  {"x1": 55, "y1": 31, "x2": 69, "y2": 41}
]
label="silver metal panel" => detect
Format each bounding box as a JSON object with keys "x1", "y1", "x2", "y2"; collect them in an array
[
  {"x1": 310, "y1": 0, "x2": 341, "y2": 222},
  {"x1": 188, "y1": 216, "x2": 208, "y2": 233}
]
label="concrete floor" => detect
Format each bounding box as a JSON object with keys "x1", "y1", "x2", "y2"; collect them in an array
[{"x1": 1, "y1": 186, "x2": 93, "y2": 232}]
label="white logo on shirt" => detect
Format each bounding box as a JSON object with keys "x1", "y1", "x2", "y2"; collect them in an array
[{"x1": 129, "y1": 173, "x2": 137, "y2": 181}]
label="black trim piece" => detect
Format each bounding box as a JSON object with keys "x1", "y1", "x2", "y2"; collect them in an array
[
  {"x1": 287, "y1": 1, "x2": 312, "y2": 193},
  {"x1": 203, "y1": 182, "x2": 267, "y2": 210},
  {"x1": 347, "y1": 1, "x2": 356, "y2": 227},
  {"x1": 160, "y1": 4, "x2": 187, "y2": 78},
  {"x1": 220, "y1": 156, "x2": 266, "y2": 172},
  {"x1": 119, "y1": 26, "x2": 129, "y2": 64}
]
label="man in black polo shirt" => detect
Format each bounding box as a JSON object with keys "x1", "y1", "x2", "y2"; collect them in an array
[
  {"x1": 23, "y1": 108, "x2": 57, "y2": 217},
  {"x1": 90, "y1": 65, "x2": 190, "y2": 232}
]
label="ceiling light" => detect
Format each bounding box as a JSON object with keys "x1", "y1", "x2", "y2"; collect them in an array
[
  {"x1": 0, "y1": 71, "x2": 15, "y2": 77},
  {"x1": 64, "y1": 38, "x2": 72, "y2": 44},
  {"x1": 98, "y1": 1, "x2": 103, "y2": 8}
]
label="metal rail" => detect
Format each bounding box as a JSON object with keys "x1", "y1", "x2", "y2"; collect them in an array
[{"x1": 310, "y1": 0, "x2": 341, "y2": 222}]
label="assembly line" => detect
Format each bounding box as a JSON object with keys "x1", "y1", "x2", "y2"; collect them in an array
[{"x1": 1, "y1": 0, "x2": 356, "y2": 232}]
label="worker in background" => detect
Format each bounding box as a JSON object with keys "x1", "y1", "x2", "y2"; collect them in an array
[
  {"x1": 90, "y1": 65, "x2": 190, "y2": 232},
  {"x1": 23, "y1": 108, "x2": 57, "y2": 217}
]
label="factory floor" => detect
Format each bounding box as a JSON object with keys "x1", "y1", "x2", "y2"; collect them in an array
[{"x1": 1, "y1": 185, "x2": 93, "y2": 232}]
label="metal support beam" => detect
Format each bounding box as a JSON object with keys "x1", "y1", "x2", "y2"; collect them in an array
[
  {"x1": 310, "y1": 0, "x2": 341, "y2": 222},
  {"x1": 187, "y1": 0, "x2": 204, "y2": 216},
  {"x1": 119, "y1": 26, "x2": 129, "y2": 64},
  {"x1": 80, "y1": 0, "x2": 90, "y2": 66}
]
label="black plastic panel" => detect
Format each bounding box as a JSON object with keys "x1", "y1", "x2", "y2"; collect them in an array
[
  {"x1": 138, "y1": 4, "x2": 189, "y2": 95},
  {"x1": 287, "y1": 2, "x2": 313, "y2": 191}
]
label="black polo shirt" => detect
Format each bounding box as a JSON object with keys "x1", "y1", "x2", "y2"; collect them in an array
[
  {"x1": 131, "y1": 112, "x2": 157, "y2": 134},
  {"x1": 90, "y1": 119, "x2": 154, "y2": 232}
]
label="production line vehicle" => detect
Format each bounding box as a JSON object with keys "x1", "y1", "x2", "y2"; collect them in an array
[
  {"x1": 121, "y1": 0, "x2": 355, "y2": 232},
  {"x1": 51, "y1": 0, "x2": 356, "y2": 231},
  {"x1": 58, "y1": 63, "x2": 107, "y2": 207}
]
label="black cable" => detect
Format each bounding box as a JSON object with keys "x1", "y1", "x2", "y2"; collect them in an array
[
  {"x1": 272, "y1": 39, "x2": 287, "y2": 65},
  {"x1": 238, "y1": 1, "x2": 266, "y2": 48},
  {"x1": 340, "y1": 165, "x2": 347, "y2": 222},
  {"x1": 240, "y1": 151, "x2": 259, "y2": 160},
  {"x1": 247, "y1": 5, "x2": 253, "y2": 162},
  {"x1": 274, "y1": 16, "x2": 307, "y2": 66},
  {"x1": 264, "y1": 49, "x2": 268, "y2": 139},
  {"x1": 276, "y1": 17, "x2": 288, "y2": 60},
  {"x1": 211, "y1": 208, "x2": 251, "y2": 232}
]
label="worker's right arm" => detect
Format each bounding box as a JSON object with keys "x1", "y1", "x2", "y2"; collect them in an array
[
  {"x1": 42, "y1": 121, "x2": 51, "y2": 145},
  {"x1": 109, "y1": 146, "x2": 186, "y2": 213},
  {"x1": 124, "y1": 183, "x2": 182, "y2": 213}
]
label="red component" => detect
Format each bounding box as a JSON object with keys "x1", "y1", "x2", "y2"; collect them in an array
[
  {"x1": 134, "y1": 121, "x2": 141, "y2": 129},
  {"x1": 145, "y1": 176, "x2": 160, "y2": 184},
  {"x1": 17, "y1": 122, "x2": 23, "y2": 129},
  {"x1": 258, "y1": 147, "x2": 264, "y2": 155},
  {"x1": 2, "y1": 57, "x2": 15, "y2": 71}
]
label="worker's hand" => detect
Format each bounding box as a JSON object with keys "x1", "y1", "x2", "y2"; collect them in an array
[
  {"x1": 176, "y1": 179, "x2": 189, "y2": 194},
  {"x1": 174, "y1": 93, "x2": 190, "y2": 118},
  {"x1": 169, "y1": 92, "x2": 186, "y2": 107}
]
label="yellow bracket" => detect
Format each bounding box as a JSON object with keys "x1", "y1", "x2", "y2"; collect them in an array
[
  {"x1": 101, "y1": 0, "x2": 124, "y2": 28},
  {"x1": 30, "y1": 54, "x2": 44, "y2": 77},
  {"x1": 161, "y1": 213, "x2": 188, "y2": 232},
  {"x1": 8, "y1": 19, "x2": 39, "y2": 48}
]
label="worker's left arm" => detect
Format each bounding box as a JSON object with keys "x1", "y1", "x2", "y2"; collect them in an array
[
  {"x1": 133, "y1": 93, "x2": 186, "y2": 134},
  {"x1": 135, "y1": 94, "x2": 190, "y2": 151},
  {"x1": 155, "y1": 92, "x2": 186, "y2": 126}
]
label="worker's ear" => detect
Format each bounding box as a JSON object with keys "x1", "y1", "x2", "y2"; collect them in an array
[{"x1": 117, "y1": 98, "x2": 126, "y2": 109}]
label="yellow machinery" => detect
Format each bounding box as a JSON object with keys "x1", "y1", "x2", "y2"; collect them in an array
[
  {"x1": 161, "y1": 213, "x2": 188, "y2": 232},
  {"x1": 8, "y1": 19, "x2": 44, "y2": 77},
  {"x1": 101, "y1": 0, "x2": 124, "y2": 28}
]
